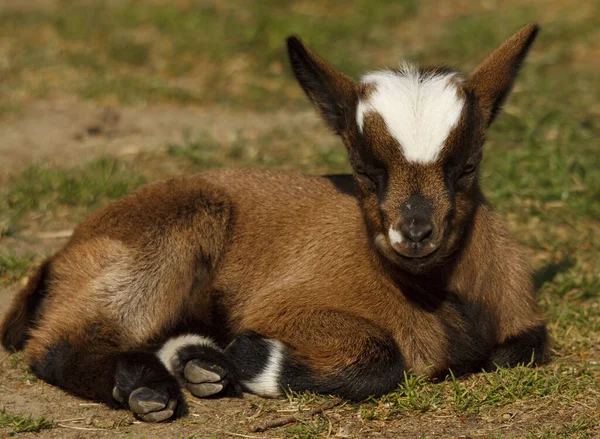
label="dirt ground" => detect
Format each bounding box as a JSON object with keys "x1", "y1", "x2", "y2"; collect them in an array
[{"x1": 0, "y1": 97, "x2": 321, "y2": 176}]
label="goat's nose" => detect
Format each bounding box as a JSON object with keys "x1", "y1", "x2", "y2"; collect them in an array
[{"x1": 400, "y1": 221, "x2": 433, "y2": 243}]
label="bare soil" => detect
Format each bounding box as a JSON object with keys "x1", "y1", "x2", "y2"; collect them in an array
[{"x1": 0, "y1": 96, "x2": 320, "y2": 178}]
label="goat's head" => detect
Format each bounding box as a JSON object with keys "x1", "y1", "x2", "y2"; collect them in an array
[{"x1": 287, "y1": 24, "x2": 539, "y2": 274}]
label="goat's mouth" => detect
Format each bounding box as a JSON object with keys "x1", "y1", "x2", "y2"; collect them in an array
[
  {"x1": 374, "y1": 232, "x2": 442, "y2": 268},
  {"x1": 396, "y1": 249, "x2": 438, "y2": 260},
  {"x1": 390, "y1": 241, "x2": 440, "y2": 260}
]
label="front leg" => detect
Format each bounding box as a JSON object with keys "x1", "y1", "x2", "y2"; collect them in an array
[
  {"x1": 485, "y1": 325, "x2": 549, "y2": 370},
  {"x1": 157, "y1": 334, "x2": 241, "y2": 398},
  {"x1": 226, "y1": 326, "x2": 405, "y2": 400},
  {"x1": 161, "y1": 310, "x2": 406, "y2": 401}
]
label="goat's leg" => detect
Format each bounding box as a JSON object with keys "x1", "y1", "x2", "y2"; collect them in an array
[
  {"x1": 485, "y1": 325, "x2": 549, "y2": 370},
  {"x1": 11, "y1": 179, "x2": 235, "y2": 421},
  {"x1": 161, "y1": 310, "x2": 406, "y2": 400},
  {"x1": 157, "y1": 334, "x2": 241, "y2": 398},
  {"x1": 24, "y1": 321, "x2": 184, "y2": 422}
]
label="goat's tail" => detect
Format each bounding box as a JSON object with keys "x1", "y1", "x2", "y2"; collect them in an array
[{"x1": 1, "y1": 259, "x2": 52, "y2": 351}]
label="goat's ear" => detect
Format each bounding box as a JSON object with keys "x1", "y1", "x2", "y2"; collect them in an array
[
  {"x1": 469, "y1": 24, "x2": 539, "y2": 126},
  {"x1": 287, "y1": 35, "x2": 358, "y2": 135}
]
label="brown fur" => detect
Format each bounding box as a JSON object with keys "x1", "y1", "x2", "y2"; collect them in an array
[{"x1": 12, "y1": 169, "x2": 543, "y2": 375}]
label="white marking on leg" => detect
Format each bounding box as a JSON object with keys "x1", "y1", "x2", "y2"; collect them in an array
[
  {"x1": 388, "y1": 227, "x2": 403, "y2": 246},
  {"x1": 243, "y1": 340, "x2": 285, "y2": 397},
  {"x1": 157, "y1": 334, "x2": 219, "y2": 374},
  {"x1": 356, "y1": 63, "x2": 464, "y2": 164}
]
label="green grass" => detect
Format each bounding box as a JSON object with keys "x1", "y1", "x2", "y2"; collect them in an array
[
  {"x1": 0, "y1": 156, "x2": 146, "y2": 235},
  {"x1": 108, "y1": 37, "x2": 150, "y2": 66},
  {"x1": 526, "y1": 416, "x2": 597, "y2": 439},
  {"x1": 0, "y1": 252, "x2": 33, "y2": 285},
  {"x1": 79, "y1": 75, "x2": 198, "y2": 105},
  {"x1": 0, "y1": 0, "x2": 417, "y2": 114},
  {"x1": 166, "y1": 127, "x2": 349, "y2": 174},
  {"x1": 285, "y1": 418, "x2": 329, "y2": 439},
  {"x1": 353, "y1": 361, "x2": 599, "y2": 420},
  {"x1": 2, "y1": 1, "x2": 597, "y2": 116},
  {"x1": 0, "y1": 409, "x2": 53, "y2": 434}
]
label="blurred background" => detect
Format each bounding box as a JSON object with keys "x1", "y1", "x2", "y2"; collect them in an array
[{"x1": 0, "y1": 0, "x2": 599, "y2": 437}]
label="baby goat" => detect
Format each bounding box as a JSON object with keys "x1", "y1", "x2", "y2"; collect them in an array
[{"x1": 1, "y1": 24, "x2": 547, "y2": 422}]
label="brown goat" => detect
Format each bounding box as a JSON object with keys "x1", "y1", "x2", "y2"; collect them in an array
[{"x1": 0, "y1": 24, "x2": 548, "y2": 422}]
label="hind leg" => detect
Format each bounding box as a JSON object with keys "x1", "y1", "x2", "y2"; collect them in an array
[
  {"x1": 24, "y1": 317, "x2": 184, "y2": 422},
  {"x1": 18, "y1": 180, "x2": 234, "y2": 420},
  {"x1": 18, "y1": 237, "x2": 196, "y2": 422}
]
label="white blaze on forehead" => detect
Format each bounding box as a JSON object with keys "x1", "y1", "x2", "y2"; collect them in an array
[{"x1": 356, "y1": 63, "x2": 464, "y2": 164}]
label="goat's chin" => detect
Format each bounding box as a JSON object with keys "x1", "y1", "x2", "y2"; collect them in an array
[
  {"x1": 374, "y1": 233, "x2": 445, "y2": 274},
  {"x1": 392, "y1": 251, "x2": 443, "y2": 274}
]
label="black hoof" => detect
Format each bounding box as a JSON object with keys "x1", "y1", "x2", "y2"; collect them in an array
[
  {"x1": 183, "y1": 359, "x2": 227, "y2": 397},
  {"x1": 166, "y1": 342, "x2": 242, "y2": 397},
  {"x1": 129, "y1": 387, "x2": 177, "y2": 422},
  {"x1": 113, "y1": 351, "x2": 185, "y2": 422}
]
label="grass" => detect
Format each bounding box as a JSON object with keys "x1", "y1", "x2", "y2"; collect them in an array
[
  {"x1": 0, "y1": 157, "x2": 145, "y2": 285},
  {"x1": 0, "y1": 0, "x2": 418, "y2": 115},
  {"x1": 285, "y1": 418, "x2": 329, "y2": 439},
  {"x1": 0, "y1": 0, "x2": 599, "y2": 437},
  {"x1": 0, "y1": 410, "x2": 53, "y2": 434},
  {"x1": 525, "y1": 416, "x2": 597, "y2": 439},
  {"x1": 166, "y1": 127, "x2": 348, "y2": 174},
  {"x1": 354, "y1": 361, "x2": 599, "y2": 421},
  {"x1": 0, "y1": 252, "x2": 33, "y2": 285},
  {"x1": 79, "y1": 75, "x2": 197, "y2": 105},
  {"x1": 0, "y1": 156, "x2": 146, "y2": 235}
]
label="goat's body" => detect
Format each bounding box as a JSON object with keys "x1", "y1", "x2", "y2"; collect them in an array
[
  {"x1": 2, "y1": 169, "x2": 545, "y2": 411},
  {"x1": 1, "y1": 25, "x2": 549, "y2": 421}
]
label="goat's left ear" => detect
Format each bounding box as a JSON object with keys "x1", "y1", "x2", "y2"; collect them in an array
[
  {"x1": 469, "y1": 23, "x2": 539, "y2": 126},
  {"x1": 287, "y1": 35, "x2": 358, "y2": 135}
]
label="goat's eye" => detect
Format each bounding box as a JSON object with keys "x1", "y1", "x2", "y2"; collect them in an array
[
  {"x1": 454, "y1": 161, "x2": 478, "y2": 188},
  {"x1": 355, "y1": 168, "x2": 381, "y2": 191},
  {"x1": 461, "y1": 162, "x2": 477, "y2": 177},
  {"x1": 356, "y1": 169, "x2": 375, "y2": 184}
]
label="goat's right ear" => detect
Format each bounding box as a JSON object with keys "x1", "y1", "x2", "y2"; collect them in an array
[{"x1": 287, "y1": 36, "x2": 358, "y2": 135}]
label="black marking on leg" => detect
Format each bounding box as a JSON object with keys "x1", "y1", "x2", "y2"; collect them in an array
[
  {"x1": 225, "y1": 331, "x2": 277, "y2": 383},
  {"x1": 485, "y1": 325, "x2": 549, "y2": 370},
  {"x1": 282, "y1": 334, "x2": 405, "y2": 401},
  {"x1": 443, "y1": 297, "x2": 492, "y2": 377},
  {"x1": 226, "y1": 330, "x2": 406, "y2": 401},
  {"x1": 30, "y1": 338, "x2": 119, "y2": 405},
  {"x1": 30, "y1": 339, "x2": 184, "y2": 422},
  {"x1": 225, "y1": 331, "x2": 285, "y2": 397}
]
